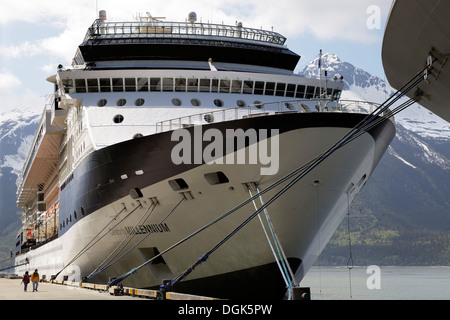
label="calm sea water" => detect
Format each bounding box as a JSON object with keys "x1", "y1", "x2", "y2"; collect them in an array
[{"x1": 300, "y1": 266, "x2": 450, "y2": 300}]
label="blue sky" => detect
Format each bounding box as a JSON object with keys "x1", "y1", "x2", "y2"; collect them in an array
[{"x1": 0, "y1": 0, "x2": 393, "y2": 114}]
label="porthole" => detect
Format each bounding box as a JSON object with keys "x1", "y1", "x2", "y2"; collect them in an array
[
  {"x1": 285, "y1": 102, "x2": 295, "y2": 110},
  {"x1": 133, "y1": 133, "x2": 144, "y2": 139},
  {"x1": 204, "y1": 114, "x2": 214, "y2": 123},
  {"x1": 254, "y1": 101, "x2": 263, "y2": 109},
  {"x1": 97, "y1": 99, "x2": 107, "y2": 107},
  {"x1": 113, "y1": 115, "x2": 124, "y2": 124},
  {"x1": 236, "y1": 100, "x2": 246, "y2": 107},
  {"x1": 135, "y1": 98, "x2": 145, "y2": 106},
  {"x1": 117, "y1": 98, "x2": 127, "y2": 106},
  {"x1": 214, "y1": 99, "x2": 224, "y2": 107},
  {"x1": 172, "y1": 98, "x2": 182, "y2": 106},
  {"x1": 191, "y1": 98, "x2": 201, "y2": 106}
]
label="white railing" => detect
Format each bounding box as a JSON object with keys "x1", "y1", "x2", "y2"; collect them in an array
[{"x1": 155, "y1": 99, "x2": 393, "y2": 133}]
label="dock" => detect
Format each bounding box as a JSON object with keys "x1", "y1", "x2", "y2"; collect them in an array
[{"x1": 0, "y1": 277, "x2": 218, "y2": 300}]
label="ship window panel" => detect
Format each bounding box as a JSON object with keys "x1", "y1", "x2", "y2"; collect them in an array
[
  {"x1": 112, "y1": 78, "x2": 124, "y2": 92},
  {"x1": 187, "y1": 79, "x2": 199, "y2": 92},
  {"x1": 296, "y1": 85, "x2": 306, "y2": 98},
  {"x1": 314, "y1": 87, "x2": 324, "y2": 99},
  {"x1": 113, "y1": 115, "x2": 124, "y2": 123},
  {"x1": 87, "y1": 79, "x2": 99, "y2": 93},
  {"x1": 150, "y1": 78, "x2": 161, "y2": 91},
  {"x1": 163, "y1": 78, "x2": 174, "y2": 91},
  {"x1": 100, "y1": 78, "x2": 111, "y2": 92},
  {"x1": 243, "y1": 81, "x2": 254, "y2": 94},
  {"x1": 286, "y1": 84, "x2": 296, "y2": 97},
  {"x1": 326, "y1": 88, "x2": 334, "y2": 99},
  {"x1": 231, "y1": 80, "x2": 242, "y2": 94},
  {"x1": 276, "y1": 83, "x2": 286, "y2": 97},
  {"x1": 332, "y1": 89, "x2": 342, "y2": 100},
  {"x1": 175, "y1": 78, "x2": 186, "y2": 92},
  {"x1": 220, "y1": 80, "x2": 230, "y2": 93},
  {"x1": 137, "y1": 78, "x2": 149, "y2": 92},
  {"x1": 62, "y1": 79, "x2": 75, "y2": 94},
  {"x1": 265, "y1": 82, "x2": 275, "y2": 96},
  {"x1": 75, "y1": 79, "x2": 87, "y2": 93},
  {"x1": 200, "y1": 79, "x2": 211, "y2": 92},
  {"x1": 125, "y1": 78, "x2": 136, "y2": 92},
  {"x1": 211, "y1": 79, "x2": 219, "y2": 93},
  {"x1": 305, "y1": 86, "x2": 316, "y2": 99},
  {"x1": 254, "y1": 81, "x2": 265, "y2": 95}
]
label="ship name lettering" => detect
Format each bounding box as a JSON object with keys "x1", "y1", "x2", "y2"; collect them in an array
[{"x1": 124, "y1": 223, "x2": 170, "y2": 235}]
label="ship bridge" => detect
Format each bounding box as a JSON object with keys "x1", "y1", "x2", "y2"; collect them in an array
[{"x1": 73, "y1": 12, "x2": 300, "y2": 73}]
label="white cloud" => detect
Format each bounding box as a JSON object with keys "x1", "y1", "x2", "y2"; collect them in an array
[{"x1": 0, "y1": 71, "x2": 21, "y2": 90}]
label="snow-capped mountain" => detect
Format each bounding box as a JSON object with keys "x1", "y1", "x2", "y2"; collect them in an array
[{"x1": 0, "y1": 109, "x2": 39, "y2": 244}]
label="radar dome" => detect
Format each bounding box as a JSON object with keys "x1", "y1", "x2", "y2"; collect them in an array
[{"x1": 188, "y1": 12, "x2": 197, "y2": 23}]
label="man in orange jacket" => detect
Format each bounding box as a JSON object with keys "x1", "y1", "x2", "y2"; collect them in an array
[{"x1": 31, "y1": 269, "x2": 40, "y2": 292}]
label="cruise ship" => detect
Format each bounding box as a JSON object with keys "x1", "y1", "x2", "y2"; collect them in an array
[{"x1": 10, "y1": 11, "x2": 395, "y2": 299}]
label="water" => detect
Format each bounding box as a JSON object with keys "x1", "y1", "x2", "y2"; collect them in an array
[{"x1": 300, "y1": 266, "x2": 450, "y2": 300}]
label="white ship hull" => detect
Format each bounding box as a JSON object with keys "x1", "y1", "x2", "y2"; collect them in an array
[{"x1": 15, "y1": 113, "x2": 394, "y2": 299}]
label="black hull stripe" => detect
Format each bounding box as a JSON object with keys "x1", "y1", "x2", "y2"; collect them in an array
[{"x1": 59, "y1": 113, "x2": 395, "y2": 235}]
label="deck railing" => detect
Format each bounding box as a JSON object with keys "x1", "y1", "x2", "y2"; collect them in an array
[{"x1": 155, "y1": 99, "x2": 394, "y2": 133}]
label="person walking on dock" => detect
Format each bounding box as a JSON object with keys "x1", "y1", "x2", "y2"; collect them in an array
[
  {"x1": 21, "y1": 271, "x2": 30, "y2": 292},
  {"x1": 31, "y1": 269, "x2": 40, "y2": 292}
]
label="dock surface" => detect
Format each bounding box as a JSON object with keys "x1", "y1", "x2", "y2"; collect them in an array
[{"x1": 0, "y1": 278, "x2": 141, "y2": 300}]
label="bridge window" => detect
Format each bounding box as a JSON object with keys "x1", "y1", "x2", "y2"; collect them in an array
[
  {"x1": 87, "y1": 79, "x2": 99, "y2": 93},
  {"x1": 175, "y1": 78, "x2": 186, "y2": 92},
  {"x1": 125, "y1": 78, "x2": 136, "y2": 92},
  {"x1": 75, "y1": 79, "x2": 86, "y2": 93},
  {"x1": 243, "y1": 81, "x2": 254, "y2": 94},
  {"x1": 231, "y1": 80, "x2": 242, "y2": 94},
  {"x1": 305, "y1": 86, "x2": 315, "y2": 99},
  {"x1": 296, "y1": 85, "x2": 306, "y2": 98},
  {"x1": 265, "y1": 82, "x2": 275, "y2": 96},
  {"x1": 150, "y1": 78, "x2": 161, "y2": 91},
  {"x1": 163, "y1": 78, "x2": 174, "y2": 91},
  {"x1": 200, "y1": 79, "x2": 211, "y2": 92},
  {"x1": 137, "y1": 78, "x2": 149, "y2": 91},
  {"x1": 254, "y1": 81, "x2": 264, "y2": 95},
  {"x1": 112, "y1": 78, "x2": 124, "y2": 92},
  {"x1": 188, "y1": 79, "x2": 199, "y2": 92},
  {"x1": 276, "y1": 83, "x2": 286, "y2": 97}
]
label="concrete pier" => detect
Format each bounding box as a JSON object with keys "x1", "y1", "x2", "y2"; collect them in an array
[
  {"x1": 0, "y1": 278, "x2": 141, "y2": 300},
  {"x1": 0, "y1": 278, "x2": 219, "y2": 300}
]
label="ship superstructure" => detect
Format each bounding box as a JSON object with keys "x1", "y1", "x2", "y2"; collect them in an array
[{"x1": 10, "y1": 11, "x2": 395, "y2": 299}]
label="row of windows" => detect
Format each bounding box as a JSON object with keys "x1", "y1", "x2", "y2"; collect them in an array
[
  {"x1": 97, "y1": 97, "x2": 258, "y2": 108},
  {"x1": 62, "y1": 77, "x2": 342, "y2": 100}
]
